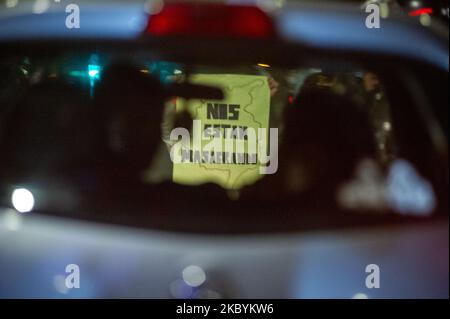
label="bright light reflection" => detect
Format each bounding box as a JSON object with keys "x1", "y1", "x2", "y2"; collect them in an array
[
  {"x1": 387, "y1": 159, "x2": 436, "y2": 216},
  {"x1": 182, "y1": 265, "x2": 206, "y2": 287},
  {"x1": 88, "y1": 64, "x2": 101, "y2": 79},
  {"x1": 420, "y1": 14, "x2": 432, "y2": 27},
  {"x1": 2, "y1": 209, "x2": 23, "y2": 231},
  {"x1": 257, "y1": 63, "x2": 271, "y2": 68},
  {"x1": 53, "y1": 275, "x2": 69, "y2": 294},
  {"x1": 32, "y1": 0, "x2": 50, "y2": 14},
  {"x1": 6, "y1": 0, "x2": 18, "y2": 9},
  {"x1": 11, "y1": 188, "x2": 35, "y2": 213},
  {"x1": 88, "y1": 70, "x2": 99, "y2": 77},
  {"x1": 352, "y1": 293, "x2": 369, "y2": 299}
]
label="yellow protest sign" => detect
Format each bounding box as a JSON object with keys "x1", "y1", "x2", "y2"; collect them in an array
[{"x1": 172, "y1": 74, "x2": 271, "y2": 190}]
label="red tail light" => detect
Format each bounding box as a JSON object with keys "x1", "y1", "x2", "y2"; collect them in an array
[
  {"x1": 409, "y1": 7, "x2": 433, "y2": 16},
  {"x1": 146, "y1": 3, "x2": 276, "y2": 39}
]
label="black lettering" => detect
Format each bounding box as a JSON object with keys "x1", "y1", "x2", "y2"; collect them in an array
[
  {"x1": 218, "y1": 103, "x2": 228, "y2": 119},
  {"x1": 207, "y1": 103, "x2": 219, "y2": 119},
  {"x1": 229, "y1": 104, "x2": 240, "y2": 120}
]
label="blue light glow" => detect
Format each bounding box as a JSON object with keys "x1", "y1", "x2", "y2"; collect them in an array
[{"x1": 88, "y1": 64, "x2": 101, "y2": 79}]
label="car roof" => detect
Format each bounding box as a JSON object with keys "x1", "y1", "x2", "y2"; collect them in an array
[
  {"x1": 278, "y1": 3, "x2": 448, "y2": 70},
  {"x1": 0, "y1": 0, "x2": 448, "y2": 70}
]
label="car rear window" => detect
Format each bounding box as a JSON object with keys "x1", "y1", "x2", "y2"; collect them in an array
[{"x1": 0, "y1": 48, "x2": 444, "y2": 232}]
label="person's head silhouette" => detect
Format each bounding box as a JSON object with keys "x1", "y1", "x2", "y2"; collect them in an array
[
  {"x1": 280, "y1": 81, "x2": 376, "y2": 196},
  {"x1": 94, "y1": 62, "x2": 166, "y2": 181}
]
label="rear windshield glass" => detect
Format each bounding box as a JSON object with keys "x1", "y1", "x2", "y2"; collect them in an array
[{"x1": 0, "y1": 48, "x2": 443, "y2": 232}]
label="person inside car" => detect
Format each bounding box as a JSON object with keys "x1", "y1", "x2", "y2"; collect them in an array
[
  {"x1": 241, "y1": 73, "x2": 377, "y2": 213},
  {"x1": 89, "y1": 62, "x2": 229, "y2": 225}
]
